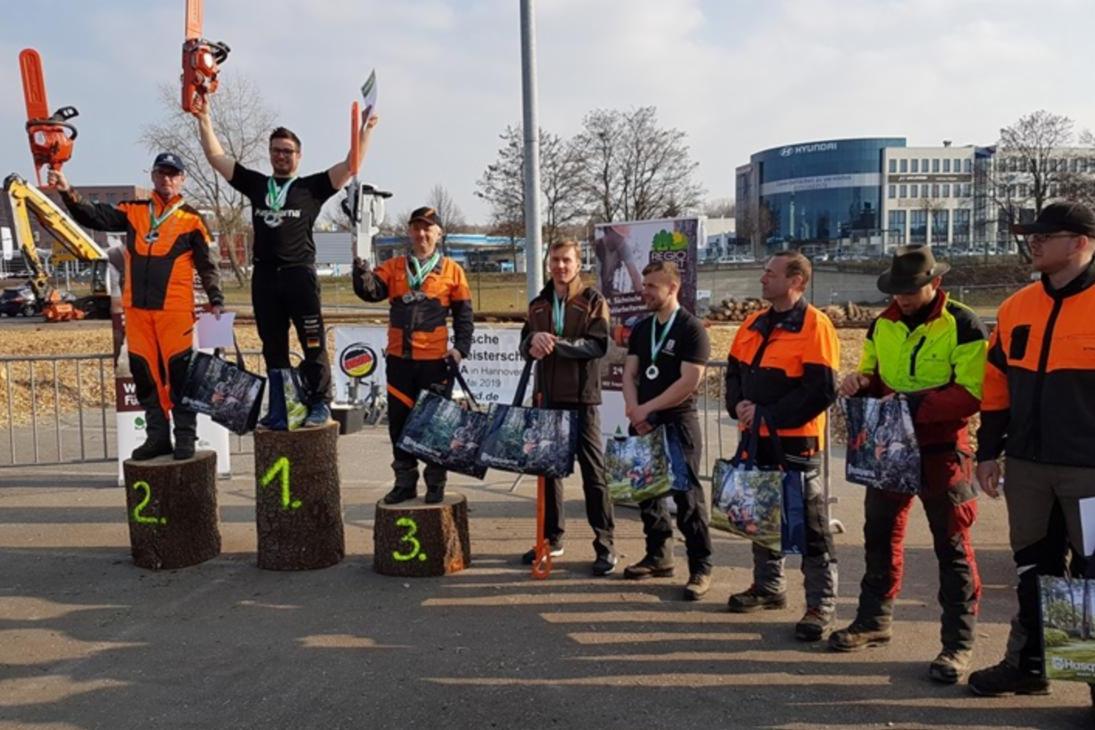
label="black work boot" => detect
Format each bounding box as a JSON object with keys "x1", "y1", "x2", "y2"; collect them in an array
[
  {"x1": 384, "y1": 463, "x2": 419, "y2": 505},
  {"x1": 828, "y1": 618, "x2": 893, "y2": 652},
  {"x1": 172, "y1": 407, "x2": 198, "y2": 461},
  {"x1": 968, "y1": 660, "x2": 1050, "y2": 697},
  {"x1": 728, "y1": 584, "x2": 788, "y2": 613},
  {"x1": 132, "y1": 407, "x2": 172, "y2": 461},
  {"x1": 423, "y1": 464, "x2": 447, "y2": 504}
]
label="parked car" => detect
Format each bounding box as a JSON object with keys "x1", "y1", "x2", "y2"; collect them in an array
[{"x1": 0, "y1": 285, "x2": 37, "y2": 317}]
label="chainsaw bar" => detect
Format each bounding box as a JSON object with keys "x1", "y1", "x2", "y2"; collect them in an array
[{"x1": 19, "y1": 49, "x2": 49, "y2": 122}]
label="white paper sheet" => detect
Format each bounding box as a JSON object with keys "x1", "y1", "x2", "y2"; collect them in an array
[
  {"x1": 1080, "y1": 496, "x2": 1095, "y2": 557},
  {"x1": 196, "y1": 311, "x2": 236, "y2": 349},
  {"x1": 361, "y1": 70, "x2": 377, "y2": 114}
]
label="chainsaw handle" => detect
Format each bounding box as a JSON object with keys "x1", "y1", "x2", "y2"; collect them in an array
[{"x1": 26, "y1": 118, "x2": 78, "y2": 141}]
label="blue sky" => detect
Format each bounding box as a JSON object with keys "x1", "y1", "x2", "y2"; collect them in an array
[{"x1": 2, "y1": 0, "x2": 1093, "y2": 224}]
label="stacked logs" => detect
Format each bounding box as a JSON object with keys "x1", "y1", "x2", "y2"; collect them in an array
[{"x1": 705, "y1": 297, "x2": 877, "y2": 326}]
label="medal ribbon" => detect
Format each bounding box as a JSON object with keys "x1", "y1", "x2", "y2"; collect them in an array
[
  {"x1": 265, "y1": 176, "x2": 296, "y2": 211},
  {"x1": 147, "y1": 199, "x2": 185, "y2": 239},
  {"x1": 406, "y1": 251, "x2": 441, "y2": 290},
  {"x1": 650, "y1": 307, "x2": 680, "y2": 365},
  {"x1": 552, "y1": 292, "x2": 566, "y2": 336}
]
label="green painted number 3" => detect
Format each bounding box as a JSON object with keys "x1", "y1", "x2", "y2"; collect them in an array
[
  {"x1": 261, "y1": 456, "x2": 302, "y2": 510},
  {"x1": 393, "y1": 516, "x2": 428, "y2": 562},
  {"x1": 131, "y1": 480, "x2": 167, "y2": 525}
]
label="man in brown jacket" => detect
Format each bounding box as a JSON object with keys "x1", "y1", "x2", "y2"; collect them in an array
[{"x1": 520, "y1": 239, "x2": 616, "y2": 575}]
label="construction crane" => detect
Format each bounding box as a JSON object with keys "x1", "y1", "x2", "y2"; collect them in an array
[{"x1": 4, "y1": 173, "x2": 108, "y2": 321}]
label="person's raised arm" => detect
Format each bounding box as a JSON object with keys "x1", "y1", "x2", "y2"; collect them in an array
[
  {"x1": 328, "y1": 109, "x2": 379, "y2": 191},
  {"x1": 196, "y1": 103, "x2": 236, "y2": 182}
]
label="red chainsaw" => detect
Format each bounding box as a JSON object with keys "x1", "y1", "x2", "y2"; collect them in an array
[
  {"x1": 180, "y1": 0, "x2": 230, "y2": 115},
  {"x1": 19, "y1": 48, "x2": 78, "y2": 189}
]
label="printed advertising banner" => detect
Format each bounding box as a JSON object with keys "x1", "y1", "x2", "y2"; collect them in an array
[
  {"x1": 331, "y1": 325, "x2": 527, "y2": 405},
  {"x1": 593, "y1": 217, "x2": 703, "y2": 434}
]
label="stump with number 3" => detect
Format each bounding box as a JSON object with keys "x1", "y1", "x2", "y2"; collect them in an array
[
  {"x1": 254, "y1": 422, "x2": 345, "y2": 570},
  {"x1": 374, "y1": 493, "x2": 471, "y2": 577},
  {"x1": 123, "y1": 451, "x2": 221, "y2": 570}
]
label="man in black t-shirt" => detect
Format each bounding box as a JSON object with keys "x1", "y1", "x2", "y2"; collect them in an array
[
  {"x1": 197, "y1": 102, "x2": 379, "y2": 427},
  {"x1": 622, "y1": 261, "x2": 714, "y2": 600}
]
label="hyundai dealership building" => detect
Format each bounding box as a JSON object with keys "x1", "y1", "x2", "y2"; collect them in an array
[{"x1": 735, "y1": 137, "x2": 1001, "y2": 254}]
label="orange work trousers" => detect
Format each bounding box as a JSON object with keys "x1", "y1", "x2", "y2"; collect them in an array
[{"x1": 125, "y1": 307, "x2": 195, "y2": 417}]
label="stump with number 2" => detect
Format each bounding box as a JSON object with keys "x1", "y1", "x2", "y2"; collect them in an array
[
  {"x1": 123, "y1": 451, "x2": 221, "y2": 570},
  {"x1": 374, "y1": 493, "x2": 471, "y2": 577},
  {"x1": 254, "y1": 422, "x2": 345, "y2": 570}
]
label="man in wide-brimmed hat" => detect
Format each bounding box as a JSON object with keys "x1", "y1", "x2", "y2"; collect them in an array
[{"x1": 830, "y1": 244, "x2": 989, "y2": 686}]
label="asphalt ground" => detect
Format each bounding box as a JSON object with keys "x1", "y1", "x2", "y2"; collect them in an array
[{"x1": 1, "y1": 425, "x2": 1092, "y2": 730}]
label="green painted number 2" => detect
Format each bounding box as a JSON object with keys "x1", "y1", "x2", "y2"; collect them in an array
[
  {"x1": 261, "y1": 456, "x2": 302, "y2": 510},
  {"x1": 131, "y1": 480, "x2": 167, "y2": 525},
  {"x1": 393, "y1": 516, "x2": 428, "y2": 562}
]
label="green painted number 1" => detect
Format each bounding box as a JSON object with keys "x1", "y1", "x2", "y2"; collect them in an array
[
  {"x1": 261, "y1": 456, "x2": 302, "y2": 510},
  {"x1": 393, "y1": 516, "x2": 428, "y2": 562},
  {"x1": 131, "y1": 480, "x2": 167, "y2": 525}
]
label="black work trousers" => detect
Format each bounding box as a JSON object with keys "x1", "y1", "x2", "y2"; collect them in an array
[
  {"x1": 386, "y1": 355, "x2": 451, "y2": 490},
  {"x1": 251, "y1": 264, "x2": 331, "y2": 405},
  {"x1": 636, "y1": 411, "x2": 713, "y2": 576},
  {"x1": 542, "y1": 403, "x2": 615, "y2": 559}
]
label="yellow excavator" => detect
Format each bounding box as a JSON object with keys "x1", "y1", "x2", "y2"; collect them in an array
[{"x1": 4, "y1": 173, "x2": 109, "y2": 321}]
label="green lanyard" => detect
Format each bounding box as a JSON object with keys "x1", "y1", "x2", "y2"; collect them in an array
[
  {"x1": 406, "y1": 252, "x2": 441, "y2": 290},
  {"x1": 146, "y1": 199, "x2": 184, "y2": 242},
  {"x1": 265, "y1": 176, "x2": 296, "y2": 211},
  {"x1": 552, "y1": 292, "x2": 566, "y2": 336},
  {"x1": 650, "y1": 307, "x2": 679, "y2": 363}
]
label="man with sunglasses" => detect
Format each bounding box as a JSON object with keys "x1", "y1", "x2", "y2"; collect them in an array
[
  {"x1": 969, "y1": 202, "x2": 1095, "y2": 704},
  {"x1": 51, "y1": 154, "x2": 223, "y2": 460},
  {"x1": 197, "y1": 103, "x2": 378, "y2": 428}
]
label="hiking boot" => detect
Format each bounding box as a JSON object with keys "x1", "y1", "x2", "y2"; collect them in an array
[
  {"x1": 967, "y1": 660, "x2": 1050, "y2": 697},
  {"x1": 684, "y1": 573, "x2": 712, "y2": 601},
  {"x1": 795, "y1": 607, "x2": 835, "y2": 642},
  {"x1": 382, "y1": 486, "x2": 418, "y2": 505},
  {"x1": 424, "y1": 484, "x2": 445, "y2": 504},
  {"x1": 727, "y1": 584, "x2": 788, "y2": 613},
  {"x1": 828, "y1": 620, "x2": 892, "y2": 652},
  {"x1": 303, "y1": 402, "x2": 331, "y2": 428},
  {"x1": 591, "y1": 553, "x2": 618, "y2": 576},
  {"x1": 929, "y1": 648, "x2": 972, "y2": 684},
  {"x1": 623, "y1": 556, "x2": 675, "y2": 580},
  {"x1": 173, "y1": 438, "x2": 196, "y2": 461},
  {"x1": 521, "y1": 543, "x2": 564, "y2": 565},
  {"x1": 131, "y1": 438, "x2": 173, "y2": 461}
]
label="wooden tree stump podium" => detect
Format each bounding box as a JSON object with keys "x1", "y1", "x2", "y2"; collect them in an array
[
  {"x1": 123, "y1": 451, "x2": 221, "y2": 570},
  {"x1": 254, "y1": 422, "x2": 344, "y2": 570},
  {"x1": 373, "y1": 493, "x2": 471, "y2": 577}
]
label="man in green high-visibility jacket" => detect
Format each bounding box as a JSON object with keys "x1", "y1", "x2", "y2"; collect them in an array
[{"x1": 830, "y1": 245, "x2": 988, "y2": 687}]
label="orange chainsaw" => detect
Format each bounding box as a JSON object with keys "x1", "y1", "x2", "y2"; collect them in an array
[
  {"x1": 181, "y1": 0, "x2": 230, "y2": 114},
  {"x1": 19, "y1": 49, "x2": 78, "y2": 189}
]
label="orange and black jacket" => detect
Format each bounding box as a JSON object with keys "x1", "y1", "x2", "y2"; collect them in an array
[
  {"x1": 352, "y1": 254, "x2": 474, "y2": 360},
  {"x1": 978, "y1": 259, "x2": 1095, "y2": 467},
  {"x1": 725, "y1": 298, "x2": 840, "y2": 468},
  {"x1": 60, "y1": 189, "x2": 222, "y2": 311}
]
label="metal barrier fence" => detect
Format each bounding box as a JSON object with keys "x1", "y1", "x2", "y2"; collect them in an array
[{"x1": 0, "y1": 349, "x2": 297, "y2": 468}]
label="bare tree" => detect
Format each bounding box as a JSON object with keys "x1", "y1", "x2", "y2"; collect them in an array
[
  {"x1": 425, "y1": 184, "x2": 465, "y2": 231},
  {"x1": 991, "y1": 110, "x2": 1076, "y2": 261},
  {"x1": 140, "y1": 75, "x2": 276, "y2": 285},
  {"x1": 475, "y1": 125, "x2": 587, "y2": 248},
  {"x1": 705, "y1": 198, "x2": 735, "y2": 218},
  {"x1": 736, "y1": 201, "x2": 775, "y2": 259},
  {"x1": 574, "y1": 107, "x2": 704, "y2": 223}
]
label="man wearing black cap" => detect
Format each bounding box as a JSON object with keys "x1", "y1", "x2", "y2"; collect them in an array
[
  {"x1": 830, "y1": 245, "x2": 988, "y2": 686},
  {"x1": 969, "y1": 202, "x2": 1095, "y2": 703},
  {"x1": 197, "y1": 103, "x2": 378, "y2": 428},
  {"x1": 49, "y1": 154, "x2": 223, "y2": 460},
  {"x1": 352, "y1": 207, "x2": 473, "y2": 504}
]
